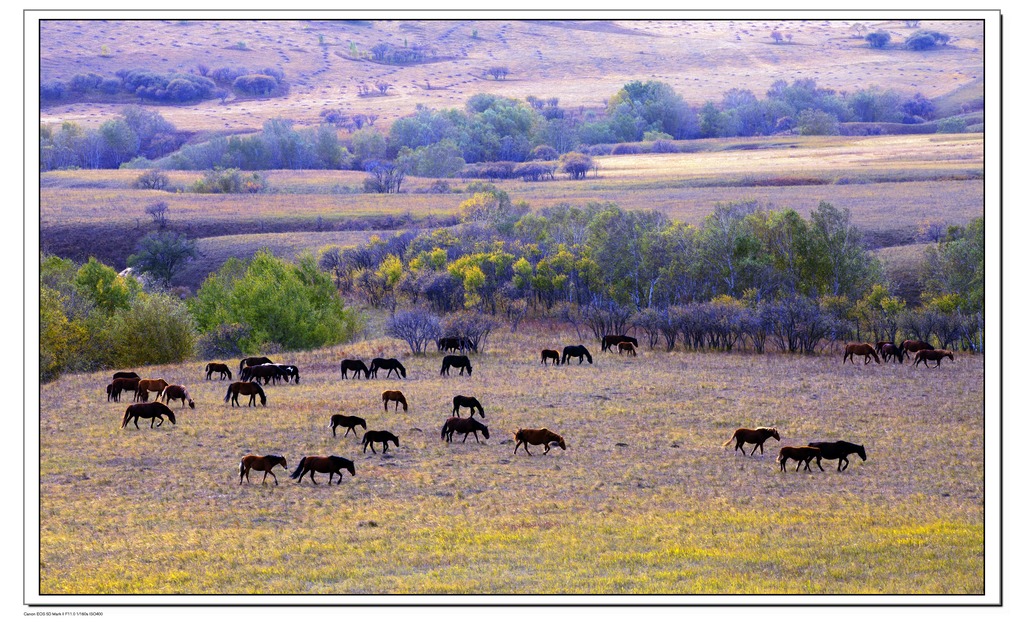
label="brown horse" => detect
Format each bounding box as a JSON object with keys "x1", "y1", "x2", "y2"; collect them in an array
[
  {"x1": 900, "y1": 340, "x2": 935, "y2": 358},
  {"x1": 878, "y1": 343, "x2": 904, "y2": 364},
  {"x1": 121, "y1": 402, "x2": 176, "y2": 429},
  {"x1": 289, "y1": 456, "x2": 355, "y2": 485},
  {"x1": 157, "y1": 384, "x2": 195, "y2": 409},
  {"x1": 239, "y1": 454, "x2": 287, "y2": 485},
  {"x1": 441, "y1": 417, "x2": 489, "y2": 443},
  {"x1": 723, "y1": 427, "x2": 780, "y2": 456},
  {"x1": 330, "y1": 414, "x2": 367, "y2": 437},
  {"x1": 602, "y1": 335, "x2": 638, "y2": 352},
  {"x1": 382, "y1": 390, "x2": 408, "y2": 412},
  {"x1": 541, "y1": 349, "x2": 561, "y2": 366},
  {"x1": 107, "y1": 376, "x2": 139, "y2": 402},
  {"x1": 514, "y1": 428, "x2": 567, "y2": 455},
  {"x1": 205, "y1": 362, "x2": 232, "y2": 380},
  {"x1": 362, "y1": 430, "x2": 399, "y2": 454},
  {"x1": 777, "y1": 446, "x2": 824, "y2": 472},
  {"x1": 135, "y1": 378, "x2": 170, "y2": 401},
  {"x1": 914, "y1": 349, "x2": 954, "y2": 368},
  {"x1": 618, "y1": 341, "x2": 637, "y2": 356},
  {"x1": 224, "y1": 381, "x2": 267, "y2": 406},
  {"x1": 843, "y1": 343, "x2": 880, "y2": 364}
]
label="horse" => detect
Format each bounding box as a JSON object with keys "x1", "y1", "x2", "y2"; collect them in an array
[
  {"x1": 135, "y1": 378, "x2": 169, "y2": 401},
  {"x1": 239, "y1": 356, "x2": 273, "y2": 375},
  {"x1": 900, "y1": 340, "x2": 935, "y2": 358},
  {"x1": 541, "y1": 349, "x2": 561, "y2": 366},
  {"x1": 112, "y1": 371, "x2": 140, "y2": 381},
  {"x1": 121, "y1": 402, "x2": 176, "y2": 430},
  {"x1": 239, "y1": 455, "x2": 287, "y2": 485},
  {"x1": 369, "y1": 358, "x2": 406, "y2": 379},
  {"x1": 807, "y1": 441, "x2": 867, "y2": 472},
  {"x1": 441, "y1": 416, "x2": 489, "y2": 443},
  {"x1": 602, "y1": 335, "x2": 638, "y2": 353},
  {"x1": 205, "y1": 362, "x2": 232, "y2": 380},
  {"x1": 878, "y1": 343, "x2": 904, "y2": 364},
  {"x1": 289, "y1": 456, "x2": 355, "y2": 485},
  {"x1": 452, "y1": 395, "x2": 485, "y2": 418},
  {"x1": 561, "y1": 345, "x2": 593, "y2": 365},
  {"x1": 330, "y1": 414, "x2": 367, "y2": 437},
  {"x1": 777, "y1": 446, "x2": 824, "y2": 472},
  {"x1": 340, "y1": 359, "x2": 370, "y2": 379},
  {"x1": 382, "y1": 390, "x2": 408, "y2": 412},
  {"x1": 843, "y1": 343, "x2": 880, "y2": 364},
  {"x1": 723, "y1": 427, "x2": 780, "y2": 456},
  {"x1": 514, "y1": 428, "x2": 567, "y2": 455},
  {"x1": 157, "y1": 384, "x2": 195, "y2": 409},
  {"x1": 618, "y1": 341, "x2": 637, "y2": 356},
  {"x1": 437, "y1": 336, "x2": 473, "y2": 353},
  {"x1": 224, "y1": 381, "x2": 267, "y2": 407},
  {"x1": 277, "y1": 364, "x2": 300, "y2": 384},
  {"x1": 109, "y1": 377, "x2": 139, "y2": 402},
  {"x1": 362, "y1": 430, "x2": 399, "y2": 454},
  {"x1": 914, "y1": 349, "x2": 954, "y2": 368},
  {"x1": 440, "y1": 355, "x2": 472, "y2": 377},
  {"x1": 243, "y1": 363, "x2": 281, "y2": 385}
]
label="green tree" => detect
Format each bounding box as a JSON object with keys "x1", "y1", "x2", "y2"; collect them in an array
[
  {"x1": 865, "y1": 31, "x2": 891, "y2": 48},
  {"x1": 559, "y1": 152, "x2": 594, "y2": 180},
  {"x1": 107, "y1": 292, "x2": 197, "y2": 367},
  {"x1": 796, "y1": 109, "x2": 839, "y2": 135},
  {"x1": 808, "y1": 202, "x2": 876, "y2": 299},
  {"x1": 127, "y1": 232, "x2": 198, "y2": 287},
  {"x1": 74, "y1": 257, "x2": 140, "y2": 315}
]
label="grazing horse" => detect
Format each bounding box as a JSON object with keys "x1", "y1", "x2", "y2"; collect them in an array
[
  {"x1": 239, "y1": 356, "x2": 273, "y2": 375},
  {"x1": 157, "y1": 384, "x2": 195, "y2": 409},
  {"x1": 205, "y1": 362, "x2": 232, "y2": 380},
  {"x1": 135, "y1": 378, "x2": 169, "y2": 401},
  {"x1": 362, "y1": 430, "x2": 399, "y2": 454},
  {"x1": 290, "y1": 456, "x2": 355, "y2": 485},
  {"x1": 723, "y1": 427, "x2": 781, "y2": 456},
  {"x1": 239, "y1": 455, "x2": 287, "y2": 485},
  {"x1": 340, "y1": 359, "x2": 370, "y2": 379},
  {"x1": 514, "y1": 428, "x2": 567, "y2": 455},
  {"x1": 121, "y1": 402, "x2": 176, "y2": 430},
  {"x1": 602, "y1": 335, "x2": 638, "y2": 353},
  {"x1": 277, "y1": 364, "x2": 300, "y2": 384},
  {"x1": 441, "y1": 416, "x2": 489, "y2": 443},
  {"x1": 112, "y1": 371, "x2": 140, "y2": 381},
  {"x1": 878, "y1": 343, "x2": 904, "y2": 364},
  {"x1": 382, "y1": 390, "x2": 408, "y2": 412},
  {"x1": 777, "y1": 446, "x2": 824, "y2": 472},
  {"x1": 452, "y1": 395, "x2": 485, "y2": 418},
  {"x1": 843, "y1": 343, "x2": 880, "y2": 364},
  {"x1": 369, "y1": 358, "x2": 407, "y2": 379},
  {"x1": 438, "y1": 336, "x2": 473, "y2": 353},
  {"x1": 243, "y1": 363, "x2": 281, "y2": 385},
  {"x1": 109, "y1": 377, "x2": 139, "y2": 402},
  {"x1": 561, "y1": 345, "x2": 593, "y2": 365},
  {"x1": 224, "y1": 381, "x2": 267, "y2": 407},
  {"x1": 914, "y1": 349, "x2": 954, "y2": 368},
  {"x1": 807, "y1": 441, "x2": 867, "y2": 472},
  {"x1": 541, "y1": 349, "x2": 561, "y2": 366},
  {"x1": 330, "y1": 414, "x2": 367, "y2": 437},
  {"x1": 618, "y1": 341, "x2": 637, "y2": 356},
  {"x1": 440, "y1": 355, "x2": 472, "y2": 377},
  {"x1": 900, "y1": 340, "x2": 935, "y2": 358}
]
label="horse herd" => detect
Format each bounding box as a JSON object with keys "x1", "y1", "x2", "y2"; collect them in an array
[
  {"x1": 843, "y1": 340, "x2": 955, "y2": 368},
  {"x1": 722, "y1": 427, "x2": 867, "y2": 473}
]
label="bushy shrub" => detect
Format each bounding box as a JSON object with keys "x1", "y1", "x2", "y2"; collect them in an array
[
  {"x1": 133, "y1": 169, "x2": 170, "y2": 190},
  {"x1": 650, "y1": 139, "x2": 678, "y2": 153},
  {"x1": 936, "y1": 116, "x2": 968, "y2": 133},
  {"x1": 107, "y1": 292, "x2": 197, "y2": 367},
  {"x1": 232, "y1": 74, "x2": 279, "y2": 97}
]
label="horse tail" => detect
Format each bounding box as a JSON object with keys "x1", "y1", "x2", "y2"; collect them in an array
[
  {"x1": 120, "y1": 405, "x2": 131, "y2": 428},
  {"x1": 722, "y1": 433, "x2": 736, "y2": 448},
  {"x1": 441, "y1": 422, "x2": 449, "y2": 440},
  {"x1": 289, "y1": 457, "x2": 305, "y2": 480},
  {"x1": 224, "y1": 385, "x2": 232, "y2": 403}
]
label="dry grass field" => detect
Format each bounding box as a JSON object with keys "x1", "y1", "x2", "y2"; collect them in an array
[{"x1": 38, "y1": 329, "x2": 983, "y2": 595}]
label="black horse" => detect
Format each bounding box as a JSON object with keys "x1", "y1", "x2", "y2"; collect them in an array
[
  {"x1": 440, "y1": 355, "x2": 472, "y2": 377},
  {"x1": 330, "y1": 414, "x2": 367, "y2": 437},
  {"x1": 289, "y1": 456, "x2": 355, "y2": 485},
  {"x1": 205, "y1": 362, "x2": 232, "y2": 380},
  {"x1": 601, "y1": 335, "x2": 638, "y2": 352},
  {"x1": 369, "y1": 358, "x2": 406, "y2": 379},
  {"x1": 441, "y1": 416, "x2": 489, "y2": 443},
  {"x1": 277, "y1": 364, "x2": 300, "y2": 384},
  {"x1": 561, "y1": 345, "x2": 593, "y2": 365},
  {"x1": 340, "y1": 359, "x2": 370, "y2": 379},
  {"x1": 243, "y1": 363, "x2": 281, "y2": 385},
  {"x1": 541, "y1": 349, "x2": 561, "y2": 366},
  {"x1": 452, "y1": 395, "x2": 485, "y2": 418},
  {"x1": 807, "y1": 441, "x2": 867, "y2": 472},
  {"x1": 362, "y1": 430, "x2": 400, "y2": 454},
  {"x1": 121, "y1": 402, "x2": 176, "y2": 430},
  {"x1": 239, "y1": 356, "x2": 273, "y2": 375},
  {"x1": 437, "y1": 336, "x2": 474, "y2": 353},
  {"x1": 112, "y1": 371, "x2": 140, "y2": 381}
]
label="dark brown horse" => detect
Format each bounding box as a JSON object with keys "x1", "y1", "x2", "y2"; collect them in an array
[
  {"x1": 878, "y1": 343, "x2": 904, "y2": 364},
  {"x1": 340, "y1": 359, "x2": 370, "y2": 379},
  {"x1": 541, "y1": 349, "x2": 561, "y2": 366},
  {"x1": 561, "y1": 345, "x2": 593, "y2": 364},
  {"x1": 157, "y1": 384, "x2": 195, "y2": 409},
  {"x1": 382, "y1": 390, "x2": 408, "y2": 412},
  {"x1": 331, "y1": 414, "x2": 367, "y2": 437},
  {"x1": 602, "y1": 335, "x2": 638, "y2": 352},
  {"x1": 112, "y1": 371, "x2": 140, "y2": 381},
  {"x1": 900, "y1": 340, "x2": 935, "y2": 358},
  {"x1": 777, "y1": 446, "x2": 824, "y2": 472},
  {"x1": 452, "y1": 395, "x2": 485, "y2": 418},
  {"x1": 239, "y1": 356, "x2": 273, "y2": 375},
  {"x1": 618, "y1": 341, "x2": 637, "y2": 356},
  {"x1": 205, "y1": 362, "x2": 232, "y2": 380},
  {"x1": 441, "y1": 416, "x2": 489, "y2": 443},
  {"x1": 723, "y1": 427, "x2": 780, "y2": 456},
  {"x1": 807, "y1": 441, "x2": 867, "y2": 472},
  {"x1": 369, "y1": 358, "x2": 407, "y2": 379},
  {"x1": 914, "y1": 349, "x2": 954, "y2": 368},
  {"x1": 440, "y1": 355, "x2": 472, "y2": 377},
  {"x1": 289, "y1": 456, "x2": 355, "y2": 484},
  {"x1": 121, "y1": 402, "x2": 176, "y2": 429},
  {"x1": 514, "y1": 428, "x2": 567, "y2": 455},
  {"x1": 135, "y1": 378, "x2": 170, "y2": 401},
  {"x1": 843, "y1": 343, "x2": 880, "y2": 364},
  {"x1": 108, "y1": 376, "x2": 139, "y2": 402},
  {"x1": 224, "y1": 381, "x2": 267, "y2": 406},
  {"x1": 239, "y1": 455, "x2": 287, "y2": 485},
  {"x1": 362, "y1": 430, "x2": 399, "y2": 454},
  {"x1": 243, "y1": 363, "x2": 282, "y2": 385}
]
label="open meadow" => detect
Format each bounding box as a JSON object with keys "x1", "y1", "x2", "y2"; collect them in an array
[{"x1": 38, "y1": 329, "x2": 984, "y2": 595}]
